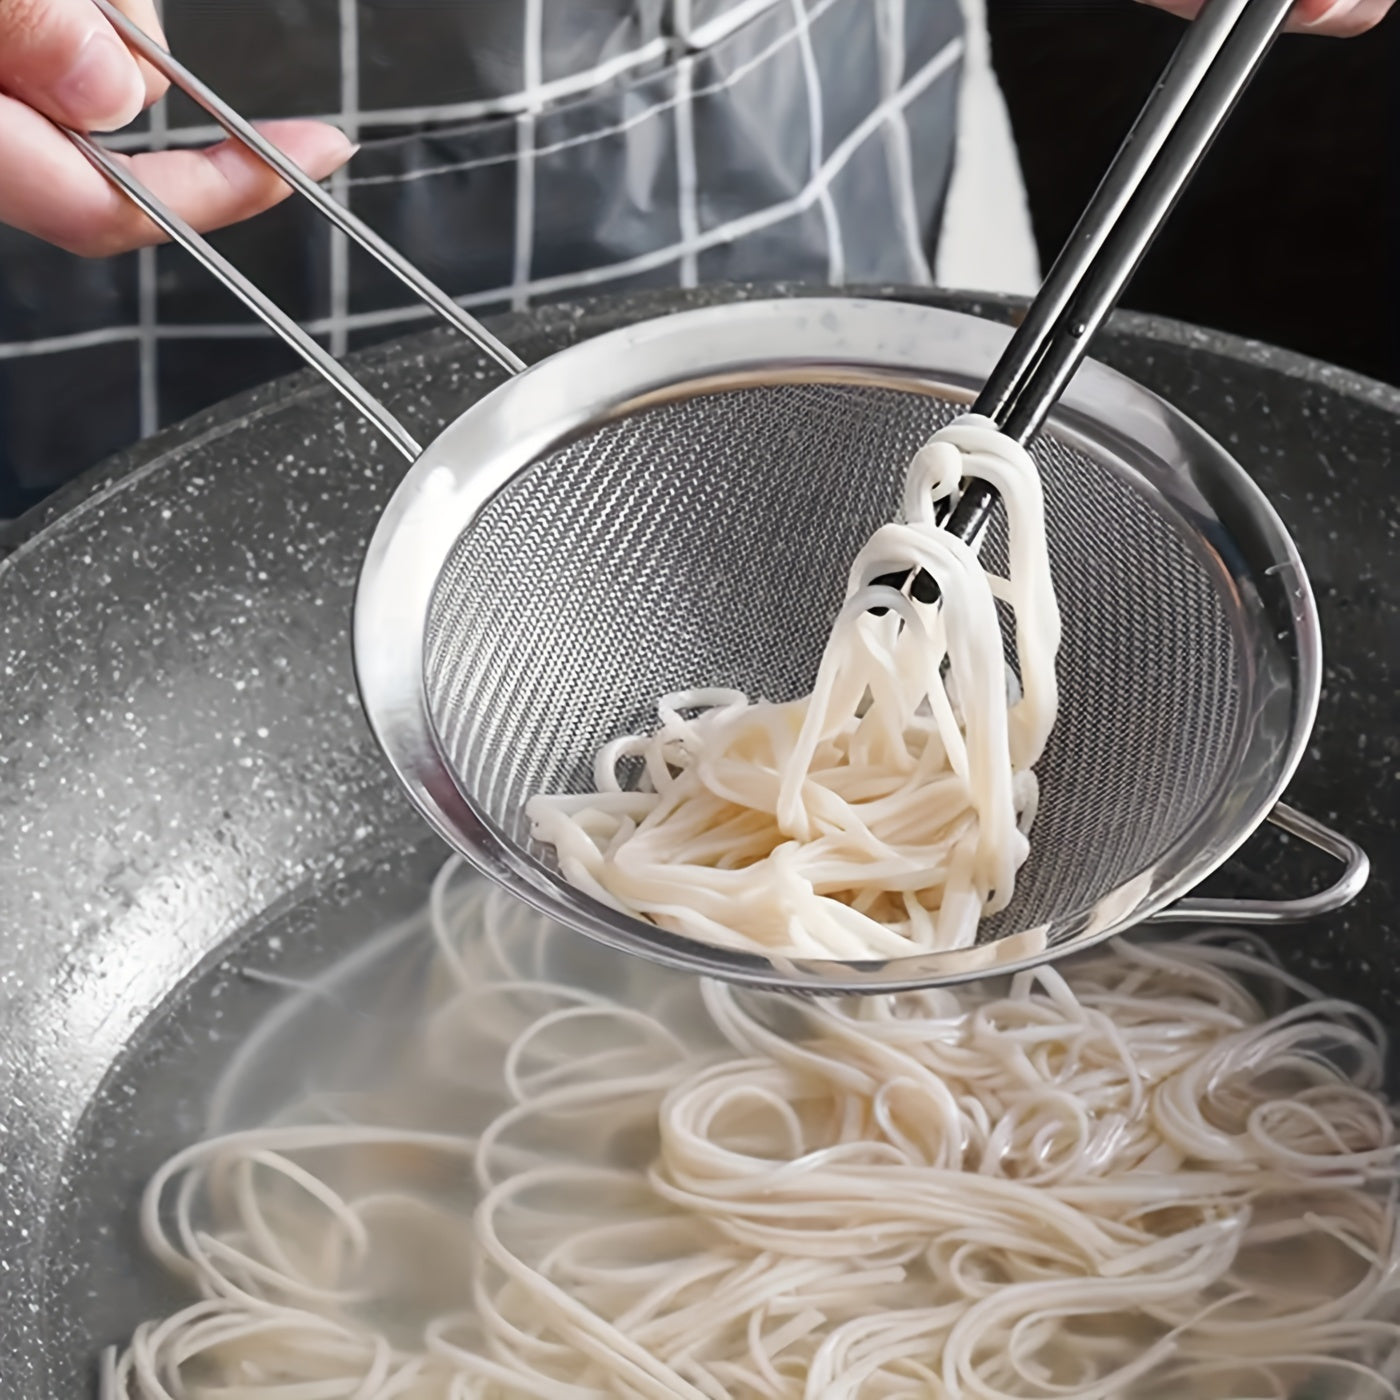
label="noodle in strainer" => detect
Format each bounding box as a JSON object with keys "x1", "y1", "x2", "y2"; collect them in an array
[
  {"x1": 64, "y1": 0, "x2": 1368, "y2": 992},
  {"x1": 354, "y1": 297, "x2": 1364, "y2": 992}
]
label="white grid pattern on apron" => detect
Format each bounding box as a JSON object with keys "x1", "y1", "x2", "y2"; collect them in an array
[
  {"x1": 0, "y1": 0, "x2": 980, "y2": 509},
  {"x1": 0, "y1": 0, "x2": 955, "y2": 362}
]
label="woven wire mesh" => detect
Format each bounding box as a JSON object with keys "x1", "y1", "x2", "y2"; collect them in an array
[{"x1": 422, "y1": 383, "x2": 1243, "y2": 942}]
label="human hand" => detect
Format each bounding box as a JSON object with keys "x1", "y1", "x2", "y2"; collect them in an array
[
  {"x1": 1138, "y1": 0, "x2": 1393, "y2": 36},
  {"x1": 0, "y1": 0, "x2": 355, "y2": 256}
]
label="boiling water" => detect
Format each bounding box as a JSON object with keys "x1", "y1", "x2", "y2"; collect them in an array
[
  {"x1": 42, "y1": 837, "x2": 1399, "y2": 1400},
  {"x1": 40, "y1": 839, "x2": 448, "y2": 1399},
  {"x1": 47, "y1": 840, "x2": 730, "y2": 1396}
]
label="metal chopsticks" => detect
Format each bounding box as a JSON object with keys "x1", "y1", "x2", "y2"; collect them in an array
[
  {"x1": 947, "y1": 0, "x2": 1295, "y2": 549},
  {"x1": 873, "y1": 0, "x2": 1293, "y2": 606}
]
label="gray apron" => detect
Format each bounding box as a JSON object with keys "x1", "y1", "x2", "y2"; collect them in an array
[{"x1": 0, "y1": 0, "x2": 966, "y2": 515}]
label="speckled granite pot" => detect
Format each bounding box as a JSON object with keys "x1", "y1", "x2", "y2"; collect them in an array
[{"x1": 1, "y1": 285, "x2": 1396, "y2": 1397}]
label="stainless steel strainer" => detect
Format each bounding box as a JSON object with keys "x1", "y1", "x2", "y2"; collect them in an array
[
  {"x1": 66, "y1": 0, "x2": 1368, "y2": 993},
  {"x1": 356, "y1": 295, "x2": 1366, "y2": 991}
]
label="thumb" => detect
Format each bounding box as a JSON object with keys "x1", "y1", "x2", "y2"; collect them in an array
[{"x1": 0, "y1": 0, "x2": 169, "y2": 133}]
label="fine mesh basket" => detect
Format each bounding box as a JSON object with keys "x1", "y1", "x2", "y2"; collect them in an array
[
  {"x1": 65, "y1": 0, "x2": 1363, "y2": 992},
  {"x1": 354, "y1": 298, "x2": 1366, "y2": 993}
]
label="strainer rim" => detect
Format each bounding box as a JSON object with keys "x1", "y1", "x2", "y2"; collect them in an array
[{"x1": 353, "y1": 297, "x2": 1320, "y2": 991}]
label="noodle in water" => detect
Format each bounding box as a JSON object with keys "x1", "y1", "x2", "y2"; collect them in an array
[
  {"x1": 104, "y1": 860, "x2": 1400, "y2": 1400},
  {"x1": 527, "y1": 415, "x2": 1061, "y2": 958},
  {"x1": 102, "y1": 415, "x2": 1397, "y2": 1397}
]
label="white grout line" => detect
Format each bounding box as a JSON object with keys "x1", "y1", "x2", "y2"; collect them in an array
[
  {"x1": 674, "y1": 55, "x2": 700, "y2": 289},
  {"x1": 789, "y1": 0, "x2": 844, "y2": 284},
  {"x1": 328, "y1": 0, "x2": 360, "y2": 358},
  {"x1": 1, "y1": 34, "x2": 962, "y2": 362}
]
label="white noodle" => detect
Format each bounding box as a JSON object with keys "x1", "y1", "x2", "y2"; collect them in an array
[
  {"x1": 105, "y1": 861, "x2": 1400, "y2": 1399},
  {"x1": 526, "y1": 414, "x2": 1062, "y2": 959}
]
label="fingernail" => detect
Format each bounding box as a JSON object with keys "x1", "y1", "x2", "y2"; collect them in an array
[
  {"x1": 313, "y1": 136, "x2": 359, "y2": 177},
  {"x1": 1301, "y1": 0, "x2": 1351, "y2": 25},
  {"x1": 54, "y1": 30, "x2": 145, "y2": 131}
]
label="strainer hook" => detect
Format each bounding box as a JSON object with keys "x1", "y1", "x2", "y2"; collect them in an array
[{"x1": 1151, "y1": 803, "x2": 1369, "y2": 928}]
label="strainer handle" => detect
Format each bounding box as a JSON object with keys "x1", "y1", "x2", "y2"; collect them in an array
[
  {"x1": 90, "y1": 0, "x2": 524, "y2": 379},
  {"x1": 1149, "y1": 803, "x2": 1370, "y2": 927},
  {"x1": 68, "y1": 133, "x2": 425, "y2": 461},
  {"x1": 57, "y1": 0, "x2": 528, "y2": 462}
]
